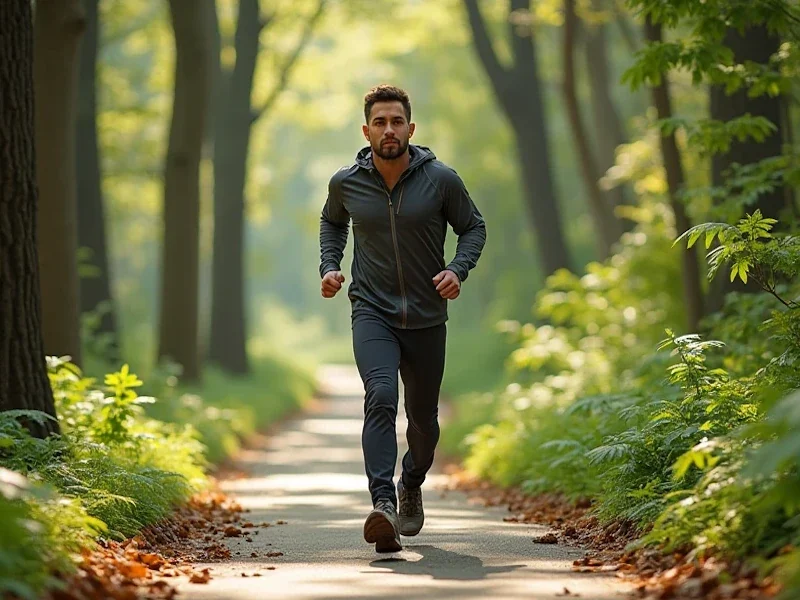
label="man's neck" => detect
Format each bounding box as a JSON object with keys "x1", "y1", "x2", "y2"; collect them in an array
[{"x1": 374, "y1": 150, "x2": 410, "y2": 190}]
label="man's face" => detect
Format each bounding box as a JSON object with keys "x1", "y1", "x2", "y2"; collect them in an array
[{"x1": 362, "y1": 101, "x2": 415, "y2": 161}]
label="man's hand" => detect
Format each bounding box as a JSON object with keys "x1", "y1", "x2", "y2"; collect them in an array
[
  {"x1": 432, "y1": 269, "x2": 460, "y2": 300},
  {"x1": 321, "y1": 271, "x2": 345, "y2": 298}
]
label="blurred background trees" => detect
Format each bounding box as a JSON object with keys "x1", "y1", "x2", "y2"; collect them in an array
[
  {"x1": 11, "y1": 0, "x2": 794, "y2": 394},
  {"x1": 3, "y1": 0, "x2": 799, "y2": 592}
]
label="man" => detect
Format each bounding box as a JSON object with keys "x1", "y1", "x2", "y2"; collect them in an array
[{"x1": 319, "y1": 85, "x2": 486, "y2": 553}]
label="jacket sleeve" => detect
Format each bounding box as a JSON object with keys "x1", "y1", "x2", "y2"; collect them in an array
[
  {"x1": 441, "y1": 168, "x2": 486, "y2": 283},
  {"x1": 319, "y1": 172, "x2": 350, "y2": 278}
]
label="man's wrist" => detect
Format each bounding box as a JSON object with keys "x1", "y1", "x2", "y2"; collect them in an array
[
  {"x1": 445, "y1": 267, "x2": 462, "y2": 283},
  {"x1": 321, "y1": 265, "x2": 340, "y2": 279}
]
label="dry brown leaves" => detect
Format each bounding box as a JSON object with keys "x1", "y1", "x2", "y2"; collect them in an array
[
  {"x1": 43, "y1": 486, "x2": 246, "y2": 599},
  {"x1": 442, "y1": 465, "x2": 782, "y2": 600}
]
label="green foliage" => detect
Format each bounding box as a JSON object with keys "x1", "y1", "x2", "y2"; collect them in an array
[
  {"x1": 0, "y1": 345, "x2": 314, "y2": 595},
  {"x1": 451, "y1": 206, "x2": 799, "y2": 587},
  {"x1": 677, "y1": 211, "x2": 800, "y2": 295},
  {"x1": 145, "y1": 354, "x2": 316, "y2": 463},
  {"x1": 590, "y1": 331, "x2": 760, "y2": 524},
  {"x1": 0, "y1": 467, "x2": 103, "y2": 599}
]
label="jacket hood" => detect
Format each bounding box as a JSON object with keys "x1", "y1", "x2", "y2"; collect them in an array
[{"x1": 355, "y1": 144, "x2": 436, "y2": 171}]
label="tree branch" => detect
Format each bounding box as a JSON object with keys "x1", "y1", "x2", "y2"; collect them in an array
[
  {"x1": 462, "y1": 0, "x2": 510, "y2": 94},
  {"x1": 250, "y1": 0, "x2": 325, "y2": 124}
]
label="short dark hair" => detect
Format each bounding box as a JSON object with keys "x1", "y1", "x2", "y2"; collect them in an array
[{"x1": 364, "y1": 85, "x2": 411, "y2": 124}]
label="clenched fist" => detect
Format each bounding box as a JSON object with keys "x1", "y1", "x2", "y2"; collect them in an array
[
  {"x1": 433, "y1": 269, "x2": 460, "y2": 300},
  {"x1": 321, "y1": 270, "x2": 345, "y2": 298}
]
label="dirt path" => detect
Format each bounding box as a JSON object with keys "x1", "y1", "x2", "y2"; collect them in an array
[{"x1": 173, "y1": 365, "x2": 632, "y2": 599}]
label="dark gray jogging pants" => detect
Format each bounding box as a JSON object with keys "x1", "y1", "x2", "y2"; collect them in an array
[{"x1": 352, "y1": 314, "x2": 447, "y2": 507}]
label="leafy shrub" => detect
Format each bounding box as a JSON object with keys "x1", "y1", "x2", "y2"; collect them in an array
[{"x1": 0, "y1": 467, "x2": 103, "y2": 599}]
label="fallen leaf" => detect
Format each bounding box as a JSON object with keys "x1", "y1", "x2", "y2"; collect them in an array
[{"x1": 189, "y1": 568, "x2": 212, "y2": 584}]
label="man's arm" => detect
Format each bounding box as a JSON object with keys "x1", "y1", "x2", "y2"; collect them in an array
[
  {"x1": 319, "y1": 173, "x2": 350, "y2": 279},
  {"x1": 441, "y1": 168, "x2": 486, "y2": 283}
]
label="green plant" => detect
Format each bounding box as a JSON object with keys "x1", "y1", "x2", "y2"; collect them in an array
[{"x1": 0, "y1": 467, "x2": 103, "y2": 599}]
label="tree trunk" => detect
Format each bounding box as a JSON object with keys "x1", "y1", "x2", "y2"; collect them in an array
[
  {"x1": 562, "y1": 0, "x2": 621, "y2": 259},
  {"x1": 711, "y1": 27, "x2": 786, "y2": 221},
  {"x1": 0, "y1": 0, "x2": 60, "y2": 437},
  {"x1": 158, "y1": 0, "x2": 213, "y2": 382},
  {"x1": 208, "y1": 0, "x2": 260, "y2": 375},
  {"x1": 34, "y1": 0, "x2": 85, "y2": 365},
  {"x1": 644, "y1": 19, "x2": 704, "y2": 332},
  {"x1": 584, "y1": 15, "x2": 632, "y2": 229},
  {"x1": 208, "y1": 0, "x2": 324, "y2": 374},
  {"x1": 463, "y1": 0, "x2": 573, "y2": 275},
  {"x1": 76, "y1": 0, "x2": 120, "y2": 361},
  {"x1": 707, "y1": 26, "x2": 788, "y2": 311}
]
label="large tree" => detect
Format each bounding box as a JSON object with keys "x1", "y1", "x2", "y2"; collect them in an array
[
  {"x1": 76, "y1": 0, "x2": 120, "y2": 361},
  {"x1": 0, "y1": 0, "x2": 60, "y2": 437},
  {"x1": 707, "y1": 26, "x2": 791, "y2": 310},
  {"x1": 562, "y1": 0, "x2": 623, "y2": 258},
  {"x1": 583, "y1": 3, "x2": 632, "y2": 227},
  {"x1": 462, "y1": 0, "x2": 573, "y2": 276},
  {"x1": 157, "y1": 0, "x2": 214, "y2": 382},
  {"x1": 710, "y1": 27, "x2": 788, "y2": 222},
  {"x1": 207, "y1": 0, "x2": 324, "y2": 375},
  {"x1": 34, "y1": 0, "x2": 86, "y2": 364}
]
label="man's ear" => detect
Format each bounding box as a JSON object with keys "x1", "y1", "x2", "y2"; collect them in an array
[
  {"x1": 362, "y1": 124, "x2": 370, "y2": 141},
  {"x1": 409, "y1": 122, "x2": 415, "y2": 138}
]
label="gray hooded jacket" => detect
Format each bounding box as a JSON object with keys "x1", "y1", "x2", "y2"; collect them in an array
[{"x1": 319, "y1": 144, "x2": 486, "y2": 329}]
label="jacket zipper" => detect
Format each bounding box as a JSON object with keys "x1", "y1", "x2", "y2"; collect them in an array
[
  {"x1": 395, "y1": 185, "x2": 405, "y2": 215},
  {"x1": 371, "y1": 170, "x2": 409, "y2": 328},
  {"x1": 386, "y1": 187, "x2": 408, "y2": 328}
]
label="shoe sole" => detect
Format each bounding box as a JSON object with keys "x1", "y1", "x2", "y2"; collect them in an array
[{"x1": 363, "y1": 512, "x2": 402, "y2": 553}]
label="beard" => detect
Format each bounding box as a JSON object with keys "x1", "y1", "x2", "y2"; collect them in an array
[{"x1": 372, "y1": 136, "x2": 409, "y2": 160}]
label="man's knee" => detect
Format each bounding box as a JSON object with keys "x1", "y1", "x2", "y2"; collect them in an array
[
  {"x1": 365, "y1": 382, "x2": 397, "y2": 416},
  {"x1": 406, "y1": 405, "x2": 440, "y2": 433}
]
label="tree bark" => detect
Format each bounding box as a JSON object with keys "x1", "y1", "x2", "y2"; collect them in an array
[
  {"x1": 76, "y1": 0, "x2": 120, "y2": 361},
  {"x1": 463, "y1": 0, "x2": 573, "y2": 276},
  {"x1": 644, "y1": 19, "x2": 704, "y2": 332},
  {"x1": 584, "y1": 14, "x2": 632, "y2": 229},
  {"x1": 207, "y1": 0, "x2": 260, "y2": 375},
  {"x1": 34, "y1": 0, "x2": 86, "y2": 365},
  {"x1": 158, "y1": 0, "x2": 214, "y2": 382},
  {"x1": 562, "y1": 0, "x2": 622, "y2": 258},
  {"x1": 707, "y1": 26, "x2": 788, "y2": 311},
  {"x1": 208, "y1": 0, "x2": 325, "y2": 374},
  {"x1": 0, "y1": 0, "x2": 60, "y2": 437},
  {"x1": 711, "y1": 26, "x2": 786, "y2": 222}
]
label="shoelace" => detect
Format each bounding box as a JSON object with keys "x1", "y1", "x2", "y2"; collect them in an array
[{"x1": 399, "y1": 487, "x2": 422, "y2": 516}]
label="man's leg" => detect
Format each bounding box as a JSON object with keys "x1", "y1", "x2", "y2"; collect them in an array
[
  {"x1": 398, "y1": 323, "x2": 447, "y2": 489},
  {"x1": 352, "y1": 315, "x2": 402, "y2": 507}
]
